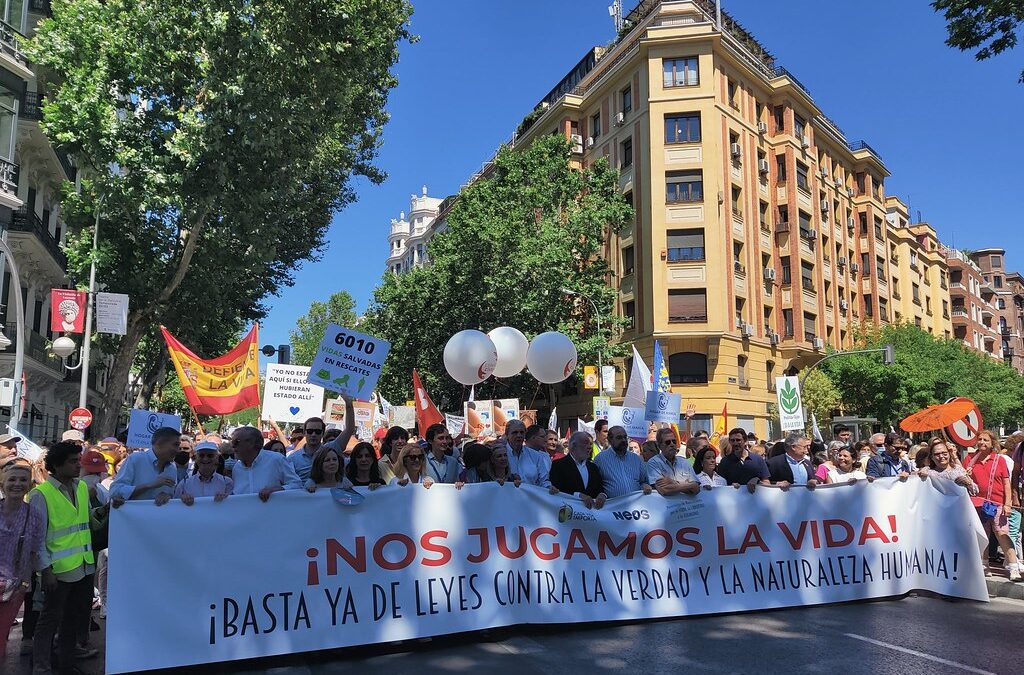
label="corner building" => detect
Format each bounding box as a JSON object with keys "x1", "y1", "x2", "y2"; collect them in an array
[{"x1": 513, "y1": 0, "x2": 922, "y2": 436}]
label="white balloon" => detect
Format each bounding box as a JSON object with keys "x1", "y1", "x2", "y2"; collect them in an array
[
  {"x1": 526, "y1": 332, "x2": 578, "y2": 384},
  {"x1": 488, "y1": 326, "x2": 529, "y2": 378},
  {"x1": 443, "y1": 330, "x2": 498, "y2": 385}
]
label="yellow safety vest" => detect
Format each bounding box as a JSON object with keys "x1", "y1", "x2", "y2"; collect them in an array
[{"x1": 32, "y1": 480, "x2": 94, "y2": 575}]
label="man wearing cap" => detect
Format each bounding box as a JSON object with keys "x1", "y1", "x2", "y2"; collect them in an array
[
  {"x1": 62, "y1": 429, "x2": 84, "y2": 443},
  {"x1": 174, "y1": 442, "x2": 232, "y2": 504},
  {"x1": 0, "y1": 431, "x2": 20, "y2": 462},
  {"x1": 109, "y1": 427, "x2": 181, "y2": 507}
]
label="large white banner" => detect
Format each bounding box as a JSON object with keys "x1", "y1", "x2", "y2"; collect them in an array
[{"x1": 107, "y1": 477, "x2": 987, "y2": 673}]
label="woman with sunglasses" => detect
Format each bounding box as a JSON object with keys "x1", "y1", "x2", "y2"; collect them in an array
[
  {"x1": 390, "y1": 444, "x2": 434, "y2": 488},
  {"x1": 0, "y1": 458, "x2": 43, "y2": 659},
  {"x1": 963, "y1": 430, "x2": 1020, "y2": 580},
  {"x1": 919, "y1": 437, "x2": 976, "y2": 493}
]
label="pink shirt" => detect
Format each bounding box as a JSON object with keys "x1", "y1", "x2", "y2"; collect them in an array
[{"x1": 0, "y1": 499, "x2": 44, "y2": 583}]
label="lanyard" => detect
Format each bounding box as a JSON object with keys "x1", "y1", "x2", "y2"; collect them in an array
[{"x1": 427, "y1": 455, "x2": 447, "y2": 481}]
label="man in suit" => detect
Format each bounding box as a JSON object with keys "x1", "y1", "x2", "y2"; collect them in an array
[
  {"x1": 767, "y1": 432, "x2": 818, "y2": 489},
  {"x1": 549, "y1": 432, "x2": 607, "y2": 509}
]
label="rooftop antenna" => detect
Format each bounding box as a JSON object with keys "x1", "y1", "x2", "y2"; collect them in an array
[{"x1": 608, "y1": 0, "x2": 622, "y2": 33}]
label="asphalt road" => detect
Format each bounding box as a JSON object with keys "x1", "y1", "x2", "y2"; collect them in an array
[{"x1": 6, "y1": 592, "x2": 1022, "y2": 674}]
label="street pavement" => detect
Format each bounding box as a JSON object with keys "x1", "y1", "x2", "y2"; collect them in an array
[{"x1": 6, "y1": 582, "x2": 1023, "y2": 674}]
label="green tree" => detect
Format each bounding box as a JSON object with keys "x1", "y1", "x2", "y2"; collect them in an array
[
  {"x1": 290, "y1": 291, "x2": 358, "y2": 366},
  {"x1": 365, "y1": 135, "x2": 633, "y2": 409},
  {"x1": 821, "y1": 323, "x2": 1024, "y2": 428},
  {"x1": 799, "y1": 368, "x2": 843, "y2": 436},
  {"x1": 29, "y1": 0, "x2": 413, "y2": 435},
  {"x1": 932, "y1": 0, "x2": 1024, "y2": 82}
]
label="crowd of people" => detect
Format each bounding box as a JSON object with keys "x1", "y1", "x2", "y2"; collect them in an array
[{"x1": 1, "y1": 405, "x2": 1022, "y2": 672}]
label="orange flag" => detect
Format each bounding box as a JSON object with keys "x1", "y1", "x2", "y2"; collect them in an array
[
  {"x1": 709, "y1": 403, "x2": 728, "y2": 446},
  {"x1": 412, "y1": 369, "x2": 443, "y2": 434},
  {"x1": 161, "y1": 325, "x2": 260, "y2": 415}
]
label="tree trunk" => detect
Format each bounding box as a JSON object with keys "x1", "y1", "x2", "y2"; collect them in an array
[
  {"x1": 94, "y1": 314, "x2": 148, "y2": 437},
  {"x1": 133, "y1": 350, "x2": 167, "y2": 410}
]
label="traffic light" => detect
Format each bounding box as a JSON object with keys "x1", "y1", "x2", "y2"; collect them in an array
[{"x1": 277, "y1": 344, "x2": 291, "y2": 365}]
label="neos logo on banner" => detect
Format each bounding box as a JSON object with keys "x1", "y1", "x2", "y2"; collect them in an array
[
  {"x1": 307, "y1": 325, "x2": 390, "y2": 398},
  {"x1": 262, "y1": 364, "x2": 325, "y2": 424},
  {"x1": 776, "y1": 376, "x2": 806, "y2": 432}
]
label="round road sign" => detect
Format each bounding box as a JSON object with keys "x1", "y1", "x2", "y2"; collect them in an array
[
  {"x1": 944, "y1": 397, "x2": 982, "y2": 447},
  {"x1": 69, "y1": 407, "x2": 93, "y2": 431}
]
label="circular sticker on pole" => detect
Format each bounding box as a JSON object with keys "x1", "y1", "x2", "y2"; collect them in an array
[
  {"x1": 944, "y1": 397, "x2": 982, "y2": 447},
  {"x1": 69, "y1": 407, "x2": 93, "y2": 430}
]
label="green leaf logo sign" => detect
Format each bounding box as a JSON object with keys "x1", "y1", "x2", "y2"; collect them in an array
[{"x1": 779, "y1": 380, "x2": 801, "y2": 415}]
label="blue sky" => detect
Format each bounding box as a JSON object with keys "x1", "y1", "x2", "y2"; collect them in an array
[{"x1": 259, "y1": 0, "x2": 1024, "y2": 350}]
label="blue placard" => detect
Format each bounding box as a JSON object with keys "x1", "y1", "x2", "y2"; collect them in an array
[
  {"x1": 307, "y1": 324, "x2": 391, "y2": 398},
  {"x1": 644, "y1": 391, "x2": 682, "y2": 424},
  {"x1": 127, "y1": 409, "x2": 182, "y2": 449},
  {"x1": 608, "y1": 405, "x2": 649, "y2": 439}
]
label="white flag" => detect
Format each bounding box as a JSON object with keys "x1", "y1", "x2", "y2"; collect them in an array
[
  {"x1": 95, "y1": 292, "x2": 130, "y2": 335},
  {"x1": 622, "y1": 345, "x2": 652, "y2": 408},
  {"x1": 577, "y1": 418, "x2": 596, "y2": 439},
  {"x1": 468, "y1": 385, "x2": 475, "y2": 402},
  {"x1": 548, "y1": 407, "x2": 557, "y2": 432},
  {"x1": 9, "y1": 423, "x2": 43, "y2": 461},
  {"x1": 811, "y1": 412, "x2": 824, "y2": 442}
]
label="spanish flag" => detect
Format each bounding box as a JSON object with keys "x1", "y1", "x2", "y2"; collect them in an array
[
  {"x1": 708, "y1": 403, "x2": 728, "y2": 446},
  {"x1": 161, "y1": 325, "x2": 261, "y2": 415}
]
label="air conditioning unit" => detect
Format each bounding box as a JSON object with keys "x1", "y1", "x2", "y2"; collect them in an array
[
  {"x1": 839, "y1": 299, "x2": 849, "y2": 311},
  {"x1": 570, "y1": 134, "x2": 583, "y2": 154},
  {"x1": 850, "y1": 263, "x2": 860, "y2": 273},
  {"x1": 615, "y1": 111, "x2": 625, "y2": 126},
  {"x1": 847, "y1": 216, "x2": 855, "y2": 229},
  {"x1": 835, "y1": 178, "x2": 843, "y2": 188},
  {"x1": 769, "y1": 332, "x2": 780, "y2": 345},
  {"x1": 803, "y1": 228, "x2": 817, "y2": 240},
  {"x1": 763, "y1": 267, "x2": 777, "y2": 282},
  {"x1": 820, "y1": 199, "x2": 829, "y2": 211},
  {"x1": 801, "y1": 136, "x2": 811, "y2": 148},
  {"x1": 813, "y1": 337, "x2": 824, "y2": 350},
  {"x1": 757, "y1": 158, "x2": 770, "y2": 174},
  {"x1": 741, "y1": 323, "x2": 755, "y2": 337},
  {"x1": 847, "y1": 187, "x2": 855, "y2": 198},
  {"x1": 730, "y1": 143, "x2": 742, "y2": 157},
  {"x1": 586, "y1": 136, "x2": 595, "y2": 148},
  {"x1": 837, "y1": 256, "x2": 847, "y2": 267},
  {"x1": 757, "y1": 121, "x2": 768, "y2": 134},
  {"x1": 820, "y1": 167, "x2": 829, "y2": 178}
]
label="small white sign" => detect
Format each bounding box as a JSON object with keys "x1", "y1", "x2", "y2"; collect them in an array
[
  {"x1": 262, "y1": 364, "x2": 325, "y2": 424},
  {"x1": 307, "y1": 325, "x2": 390, "y2": 398},
  {"x1": 95, "y1": 292, "x2": 129, "y2": 335},
  {"x1": 445, "y1": 414, "x2": 465, "y2": 438},
  {"x1": 127, "y1": 409, "x2": 182, "y2": 449},
  {"x1": 601, "y1": 365, "x2": 616, "y2": 393},
  {"x1": 593, "y1": 396, "x2": 611, "y2": 421},
  {"x1": 775, "y1": 376, "x2": 806, "y2": 432}
]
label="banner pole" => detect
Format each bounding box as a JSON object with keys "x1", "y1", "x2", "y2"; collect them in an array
[{"x1": 190, "y1": 407, "x2": 206, "y2": 436}]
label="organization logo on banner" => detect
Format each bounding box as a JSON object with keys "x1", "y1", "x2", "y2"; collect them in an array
[
  {"x1": 775, "y1": 376, "x2": 806, "y2": 432},
  {"x1": 557, "y1": 503, "x2": 596, "y2": 523}
]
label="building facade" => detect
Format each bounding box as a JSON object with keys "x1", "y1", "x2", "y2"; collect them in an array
[
  {"x1": 0, "y1": 2, "x2": 107, "y2": 441},
  {"x1": 970, "y1": 248, "x2": 1023, "y2": 372},
  {"x1": 385, "y1": 186, "x2": 445, "y2": 274},
  {"x1": 944, "y1": 248, "x2": 1002, "y2": 359},
  {"x1": 884, "y1": 198, "x2": 952, "y2": 337}
]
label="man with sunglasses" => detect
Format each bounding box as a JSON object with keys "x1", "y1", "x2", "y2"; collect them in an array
[
  {"x1": 646, "y1": 428, "x2": 700, "y2": 496},
  {"x1": 767, "y1": 432, "x2": 818, "y2": 488},
  {"x1": 287, "y1": 416, "x2": 330, "y2": 482},
  {"x1": 866, "y1": 431, "x2": 913, "y2": 479}
]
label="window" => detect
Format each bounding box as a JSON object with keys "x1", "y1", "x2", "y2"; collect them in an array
[
  {"x1": 943, "y1": 300, "x2": 950, "y2": 317},
  {"x1": 668, "y1": 290, "x2": 707, "y2": 323},
  {"x1": 873, "y1": 217, "x2": 883, "y2": 239},
  {"x1": 666, "y1": 229, "x2": 704, "y2": 262},
  {"x1": 663, "y1": 57, "x2": 699, "y2": 87},
  {"x1": 912, "y1": 283, "x2": 921, "y2": 304},
  {"x1": 669, "y1": 352, "x2": 708, "y2": 384},
  {"x1": 865, "y1": 295, "x2": 874, "y2": 318},
  {"x1": 856, "y1": 173, "x2": 866, "y2": 195},
  {"x1": 998, "y1": 298, "x2": 1006, "y2": 310},
  {"x1": 991, "y1": 255, "x2": 1002, "y2": 268},
  {"x1": 33, "y1": 299, "x2": 43, "y2": 334},
  {"x1": 794, "y1": 115, "x2": 806, "y2": 140},
  {"x1": 861, "y1": 252, "x2": 870, "y2": 276},
  {"x1": 737, "y1": 355, "x2": 748, "y2": 387},
  {"x1": 773, "y1": 106, "x2": 785, "y2": 134},
  {"x1": 859, "y1": 212, "x2": 868, "y2": 234},
  {"x1": 995, "y1": 276, "x2": 1003, "y2": 288},
  {"x1": 727, "y1": 79, "x2": 739, "y2": 108},
  {"x1": 731, "y1": 186, "x2": 742, "y2": 217},
  {"x1": 623, "y1": 300, "x2": 635, "y2": 329},
  {"x1": 799, "y1": 211, "x2": 812, "y2": 237},
  {"x1": 665, "y1": 113, "x2": 701, "y2": 143},
  {"x1": 729, "y1": 132, "x2": 740, "y2": 164},
  {"x1": 796, "y1": 162, "x2": 809, "y2": 191},
  {"x1": 778, "y1": 205, "x2": 789, "y2": 227},
  {"x1": 759, "y1": 201, "x2": 769, "y2": 229},
  {"x1": 801, "y1": 261, "x2": 815, "y2": 292},
  {"x1": 666, "y1": 170, "x2": 703, "y2": 203},
  {"x1": 775, "y1": 155, "x2": 787, "y2": 182},
  {"x1": 590, "y1": 111, "x2": 601, "y2": 139},
  {"x1": 621, "y1": 246, "x2": 634, "y2": 276},
  {"x1": 875, "y1": 256, "x2": 886, "y2": 281},
  {"x1": 804, "y1": 312, "x2": 817, "y2": 341},
  {"x1": 0, "y1": 81, "x2": 18, "y2": 162},
  {"x1": 780, "y1": 256, "x2": 792, "y2": 285},
  {"x1": 783, "y1": 309, "x2": 794, "y2": 337},
  {"x1": 621, "y1": 137, "x2": 633, "y2": 168},
  {"x1": 621, "y1": 86, "x2": 632, "y2": 113}
]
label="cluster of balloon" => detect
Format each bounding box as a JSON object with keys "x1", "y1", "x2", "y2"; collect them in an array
[{"x1": 442, "y1": 327, "x2": 577, "y2": 385}]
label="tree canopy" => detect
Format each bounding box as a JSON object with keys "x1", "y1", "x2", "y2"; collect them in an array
[
  {"x1": 29, "y1": 0, "x2": 413, "y2": 433},
  {"x1": 933, "y1": 0, "x2": 1024, "y2": 82},
  {"x1": 290, "y1": 290, "x2": 359, "y2": 366},
  {"x1": 365, "y1": 134, "x2": 633, "y2": 409}
]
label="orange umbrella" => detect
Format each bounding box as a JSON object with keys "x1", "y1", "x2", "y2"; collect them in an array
[{"x1": 899, "y1": 399, "x2": 976, "y2": 433}]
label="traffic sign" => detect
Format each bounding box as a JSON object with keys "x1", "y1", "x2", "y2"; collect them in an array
[
  {"x1": 69, "y1": 407, "x2": 93, "y2": 430},
  {"x1": 944, "y1": 397, "x2": 982, "y2": 447}
]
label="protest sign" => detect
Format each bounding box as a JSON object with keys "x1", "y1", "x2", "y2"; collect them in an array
[
  {"x1": 107, "y1": 477, "x2": 987, "y2": 674},
  {"x1": 95, "y1": 292, "x2": 129, "y2": 335},
  {"x1": 324, "y1": 398, "x2": 346, "y2": 424},
  {"x1": 601, "y1": 365, "x2": 616, "y2": 393},
  {"x1": 127, "y1": 409, "x2": 182, "y2": 449},
  {"x1": 353, "y1": 401, "x2": 375, "y2": 440},
  {"x1": 645, "y1": 391, "x2": 681, "y2": 424},
  {"x1": 391, "y1": 406, "x2": 415, "y2": 430},
  {"x1": 445, "y1": 414, "x2": 466, "y2": 437},
  {"x1": 307, "y1": 324, "x2": 390, "y2": 399},
  {"x1": 593, "y1": 396, "x2": 610, "y2": 421},
  {"x1": 492, "y1": 398, "x2": 519, "y2": 435},
  {"x1": 465, "y1": 400, "x2": 494, "y2": 437},
  {"x1": 608, "y1": 405, "x2": 648, "y2": 439},
  {"x1": 775, "y1": 376, "x2": 806, "y2": 432},
  {"x1": 261, "y1": 364, "x2": 324, "y2": 424}
]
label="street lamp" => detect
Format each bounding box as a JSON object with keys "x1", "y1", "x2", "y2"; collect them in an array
[
  {"x1": 800, "y1": 343, "x2": 896, "y2": 391},
  {"x1": 561, "y1": 287, "x2": 603, "y2": 390},
  {"x1": 50, "y1": 335, "x2": 84, "y2": 369}
]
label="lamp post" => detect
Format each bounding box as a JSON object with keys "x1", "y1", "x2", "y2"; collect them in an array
[
  {"x1": 0, "y1": 237, "x2": 25, "y2": 426},
  {"x1": 561, "y1": 288, "x2": 603, "y2": 390},
  {"x1": 77, "y1": 197, "x2": 102, "y2": 408}
]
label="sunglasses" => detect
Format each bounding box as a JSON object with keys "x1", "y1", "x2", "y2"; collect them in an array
[
  {"x1": 405, "y1": 454, "x2": 424, "y2": 462},
  {"x1": 305, "y1": 429, "x2": 324, "y2": 435}
]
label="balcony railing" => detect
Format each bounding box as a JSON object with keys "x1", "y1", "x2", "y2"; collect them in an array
[
  {"x1": 2, "y1": 328, "x2": 64, "y2": 374},
  {"x1": 0, "y1": 20, "x2": 28, "y2": 70},
  {"x1": 667, "y1": 247, "x2": 705, "y2": 262},
  {"x1": 10, "y1": 207, "x2": 67, "y2": 268},
  {"x1": 804, "y1": 331, "x2": 817, "y2": 343},
  {"x1": 0, "y1": 157, "x2": 16, "y2": 197},
  {"x1": 21, "y1": 90, "x2": 43, "y2": 121}
]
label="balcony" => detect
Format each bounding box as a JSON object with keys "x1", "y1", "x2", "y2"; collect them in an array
[
  {"x1": 21, "y1": 91, "x2": 44, "y2": 121},
  {"x1": 1001, "y1": 325, "x2": 1012, "y2": 336},
  {"x1": 0, "y1": 20, "x2": 30, "y2": 75},
  {"x1": 667, "y1": 247, "x2": 705, "y2": 263},
  {"x1": 733, "y1": 260, "x2": 746, "y2": 276},
  {"x1": 10, "y1": 208, "x2": 67, "y2": 268},
  {"x1": 951, "y1": 308, "x2": 968, "y2": 323},
  {"x1": 983, "y1": 333, "x2": 995, "y2": 344},
  {"x1": 1, "y1": 329, "x2": 65, "y2": 375},
  {"x1": 981, "y1": 307, "x2": 994, "y2": 319},
  {"x1": 950, "y1": 282, "x2": 967, "y2": 294}
]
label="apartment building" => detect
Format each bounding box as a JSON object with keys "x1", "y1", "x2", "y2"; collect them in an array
[
  {"x1": 944, "y1": 248, "x2": 1002, "y2": 359},
  {"x1": 884, "y1": 198, "x2": 952, "y2": 338},
  {"x1": 970, "y1": 249, "x2": 1024, "y2": 372},
  {"x1": 385, "y1": 186, "x2": 445, "y2": 274},
  {"x1": 0, "y1": 1, "x2": 108, "y2": 440},
  {"x1": 511, "y1": 0, "x2": 906, "y2": 435}
]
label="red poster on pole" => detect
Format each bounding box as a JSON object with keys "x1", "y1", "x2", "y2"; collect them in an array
[{"x1": 50, "y1": 289, "x2": 87, "y2": 333}]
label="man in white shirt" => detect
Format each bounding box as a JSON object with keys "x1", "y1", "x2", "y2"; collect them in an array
[
  {"x1": 230, "y1": 426, "x2": 303, "y2": 500},
  {"x1": 504, "y1": 420, "x2": 551, "y2": 487},
  {"x1": 646, "y1": 427, "x2": 700, "y2": 496},
  {"x1": 110, "y1": 427, "x2": 181, "y2": 506}
]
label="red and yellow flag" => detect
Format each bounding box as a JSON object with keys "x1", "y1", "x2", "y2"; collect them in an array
[
  {"x1": 161, "y1": 325, "x2": 261, "y2": 415},
  {"x1": 708, "y1": 403, "x2": 728, "y2": 446}
]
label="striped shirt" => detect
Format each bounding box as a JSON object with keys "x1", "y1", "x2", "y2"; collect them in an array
[{"x1": 594, "y1": 448, "x2": 648, "y2": 498}]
